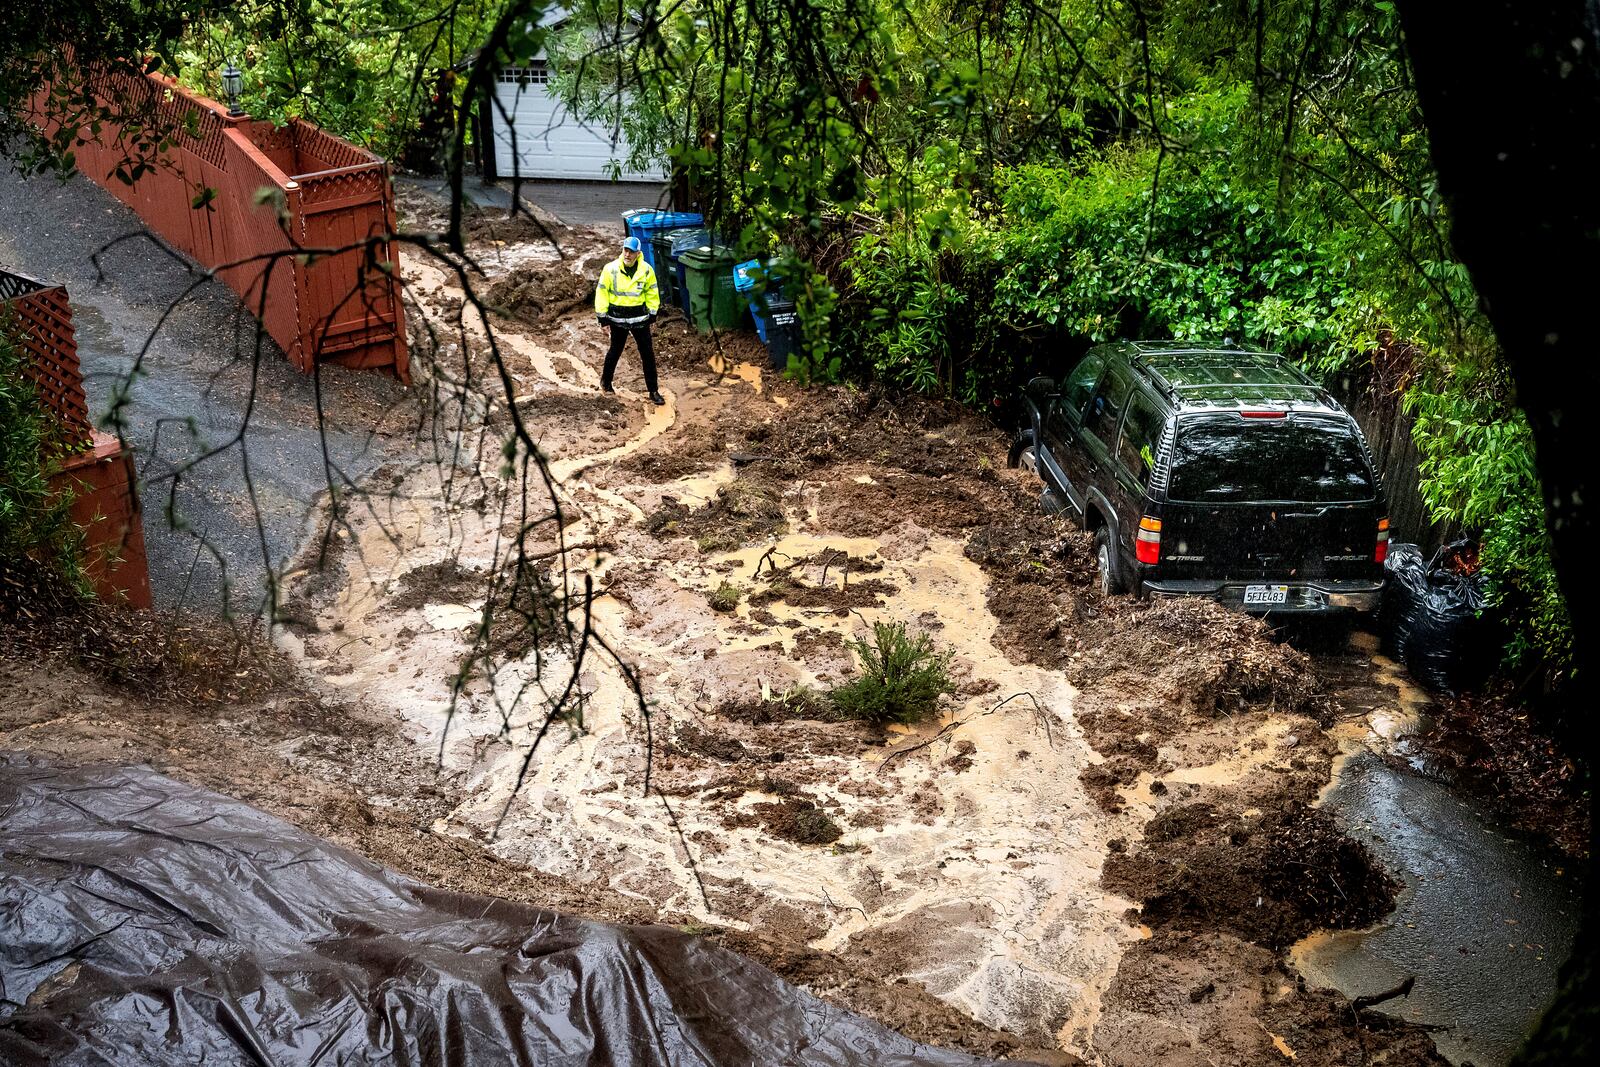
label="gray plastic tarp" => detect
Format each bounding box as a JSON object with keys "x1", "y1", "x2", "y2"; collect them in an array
[{"x1": 0, "y1": 754, "x2": 995, "y2": 1066}]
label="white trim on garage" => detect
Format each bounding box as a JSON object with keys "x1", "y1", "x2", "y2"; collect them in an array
[{"x1": 489, "y1": 60, "x2": 665, "y2": 182}]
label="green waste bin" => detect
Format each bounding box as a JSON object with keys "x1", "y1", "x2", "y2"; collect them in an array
[{"x1": 678, "y1": 245, "x2": 746, "y2": 332}]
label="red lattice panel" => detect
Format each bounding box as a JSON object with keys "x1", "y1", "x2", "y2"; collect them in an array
[
  {"x1": 290, "y1": 121, "x2": 377, "y2": 175},
  {"x1": 297, "y1": 167, "x2": 385, "y2": 207},
  {"x1": 1, "y1": 284, "x2": 93, "y2": 451}
]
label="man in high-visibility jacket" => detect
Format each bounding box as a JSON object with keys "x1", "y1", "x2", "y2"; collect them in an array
[{"x1": 594, "y1": 236, "x2": 664, "y2": 405}]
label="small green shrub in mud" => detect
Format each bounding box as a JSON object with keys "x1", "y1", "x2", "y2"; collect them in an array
[
  {"x1": 707, "y1": 581, "x2": 743, "y2": 612},
  {"x1": 830, "y1": 621, "x2": 954, "y2": 726}
]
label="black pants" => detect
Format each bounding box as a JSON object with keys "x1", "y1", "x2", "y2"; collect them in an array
[{"x1": 601, "y1": 323, "x2": 658, "y2": 393}]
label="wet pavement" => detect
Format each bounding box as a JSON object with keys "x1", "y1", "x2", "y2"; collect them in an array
[
  {"x1": 397, "y1": 174, "x2": 669, "y2": 229},
  {"x1": 0, "y1": 163, "x2": 410, "y2": 616},
  {"x1": 1293, "y1": 748, "x2": 1581, "y2": 1065}
]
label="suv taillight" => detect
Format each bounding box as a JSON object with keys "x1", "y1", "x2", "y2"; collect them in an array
[
  {"x1": 1136, "y1": 516, "x2": 1162, "y2": 564},
  {"x1": 1375, "y1": 517, "x2": 1390, "y2": 563}
]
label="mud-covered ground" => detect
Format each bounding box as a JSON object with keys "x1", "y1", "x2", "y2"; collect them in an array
[{"x1": 2, "y1": 207, "x2": 1475, "y2": 1064}]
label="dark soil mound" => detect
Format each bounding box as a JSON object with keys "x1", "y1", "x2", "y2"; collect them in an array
[
  {"x1": 486, "y1": 265, "x2": 595, "y2": 326},
  {"x1": 749, "y1": 574, "x2": 897, "y2": 615},
  {"x1": 1070, "y1": 598, "x2": 1326, "y2": 720},
  {"x1": 652, "y1": 317, "x2": 769, "y2": 372},
  {"x1": 743, "y1": 386, "x2": 997, "y2": 478},
  {"x1": 645, "y1": 480, "x2": 786, "y2": 552},
  {"x1": 387, "y1": 559, "x2": 485, "y2": 613},
  {"x1": 754, "y1": 796, "x2": 844, "y2": 845},
  {"x1": 1104, "y1": 801, "x2": 1398, "y2": 949},
  {"x1": 963, "y1": 516, "x2": 1096, "y2": 668}
]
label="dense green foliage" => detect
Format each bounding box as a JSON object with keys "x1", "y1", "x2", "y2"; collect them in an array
[
  {"x1": 0, "y1": 0, "x2": 1572, "y2": 678},
  {"x1": 830, "y1": 620, "x2": 953, "y2": 725},
  {"x1": 0, "y1": 324, "x2": 85, "y2": 591}
]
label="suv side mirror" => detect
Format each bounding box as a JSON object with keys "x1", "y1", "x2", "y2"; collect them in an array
[{"x1": 1027, "y1": 375, "x2": 1058, "y2": 399}]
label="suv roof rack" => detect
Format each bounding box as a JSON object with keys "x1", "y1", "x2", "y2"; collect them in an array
[{"x1": 1120, "y1": 343, "x2": 1334, "y2": 408}]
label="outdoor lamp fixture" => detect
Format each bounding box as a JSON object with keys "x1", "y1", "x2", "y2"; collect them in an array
[{"x1": 221, "y1": 61, "x2": 243, "y2": 117}]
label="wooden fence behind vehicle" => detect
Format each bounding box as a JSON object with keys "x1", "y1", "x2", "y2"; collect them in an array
[
  {"x1": 37, "y1": 66, "x2": 408, "y2": 382},
  {"x1": 1327, "y1": 345, "x2": 1447, "y2": 551}
]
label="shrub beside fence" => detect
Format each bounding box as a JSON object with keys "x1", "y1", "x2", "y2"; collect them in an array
[{"x1": 1, "y1": 268, "x2": 152, "y2": 609}]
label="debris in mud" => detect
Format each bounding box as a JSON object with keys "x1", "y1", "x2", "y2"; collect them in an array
[
  {"x1": 964, "y1": 517, "x2": 1095, "y2": 667},
  {"x1": 675, "y1": 721, "x2": 752, "y2": 763},
  {"x1": 645, "y1": 481, "x2": 787, "y2": 552},
  {"x1": 1, "y1": 563, "x2": 296, "y2": 709},
  {"x1": 754, "y1": 795, "x2": 845, "y2": 845},
  {"x1": 485, "y1": 264, "x2": 595, "y2": 326},
  {"x1": 1092, "y1": 929, "x2": 1449, "y2": 1066},
  {"x1": 386, "y1": 558, "x2": 485, "y2": 613},
  {"x1": 1418, "y1": 684, "x2": 1590, "y2": 858},
  {"x1": 744, "y1": 387, "x2": 984, "y2": 477},
  {"x1": 1104, "y1": 800, "x2": 1398, "y2": 949},
  {"x1": 942, "y1": 739, "x2": 977, "y2": 773},
  {"x1": 749, "y1": 573, "x2": 898, "y2": 615},
  {"x1": 1071, "y1": 599, "x2": 1326, "y2": 720},
  {"x1": 652, "y1": 318, "x2": 769, "y2": 372},
  {"x1": 819, "y1": 472, "x2": 1008, "y2": 537},
  {"x1": 707, "y1": 581, "x2": 743, "y2": 613},
  {"x1": 713, "y1": 691, "x2": 835, "y2": 726}
]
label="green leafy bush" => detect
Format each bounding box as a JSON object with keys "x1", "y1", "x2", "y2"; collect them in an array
[
  {"x1": 830, "y1": 620, "x2": 953, "y2": 725},
  {"x1": 0, "y1": 324, "x2": 85, "y2": 597}
]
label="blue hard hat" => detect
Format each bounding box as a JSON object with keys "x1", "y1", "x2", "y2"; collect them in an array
[{"x1": 622, "y1": 236, "x2": 643, "y2": 252}]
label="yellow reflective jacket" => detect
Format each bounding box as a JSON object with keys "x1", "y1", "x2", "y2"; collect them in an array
[{"x1": 594, "y1": 257, "x2": 660, "y2": 324}]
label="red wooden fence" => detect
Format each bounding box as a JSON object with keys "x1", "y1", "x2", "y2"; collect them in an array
[
  {"x1": 2, "y1": 268, "x2": 152, "y2": 609},
  {"x1": 38, "y1": 67, "x2": 408, "y2": 382}
]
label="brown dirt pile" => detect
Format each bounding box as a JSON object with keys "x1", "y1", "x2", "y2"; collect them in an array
[
  {"x1": 742, "y1": 387, "x2": 994, "y2": 477},
  {"x1": 486, "y1": 264, "x2": 595, "y2": 326},
  {"x1": 652, "y1": 315, "x2": 769, "y2": 372},
  {"x1": 748, "y1": 572, "x2": 898, "y2": 614},
  {"x1": 645, "y1": 481, "x2": 786, "y2": 552},
  {"x1": 1092, "y1": 930, "x2": 1449, "y2": 1066},
  {"x1": 963, "y1": 515, "x2": 1097, "y2": 668},
  {"x1": 0, "y1": 569, "x2": 296, "y2": 709},
  {"x1": 1069, "y1": 598, "x2": 1326, "y2": 720},
  {"x1": 1104, "y1": 800, "x2": 1398, "y2": 950}
]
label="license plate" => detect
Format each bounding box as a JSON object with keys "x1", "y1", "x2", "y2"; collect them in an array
[{"x1": 1243, "y1": 584, "x2": 1289, "y2": 605}]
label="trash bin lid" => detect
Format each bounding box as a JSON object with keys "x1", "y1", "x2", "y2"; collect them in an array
[
  {"x1": 679, "y1": 245, "x2": 739, "y2": 269},
  {"x1": 732, "y1": 258, "x2": 782, "y2": 292}
]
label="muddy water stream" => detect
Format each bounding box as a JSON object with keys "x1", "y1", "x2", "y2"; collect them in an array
[
  {"x1": 280, "y1": 253, "x2": 1145, "y2": 1054},
  {"x1": 1293, "y1": 639, "x2": 1580, "y2": 1066}
]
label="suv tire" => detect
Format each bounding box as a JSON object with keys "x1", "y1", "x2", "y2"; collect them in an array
[
  {"x1": 1094, "y1": 527, "x2": 1125, "y2": 596},
  {"x1": 1007, "y1": 428, "x2": 1038, "y2": 472}
]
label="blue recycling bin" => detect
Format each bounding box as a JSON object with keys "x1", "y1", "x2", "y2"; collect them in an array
[
  {"x1": 620, "y1": 210, "x2": 705, "y2": 271},
  {"x1": 733, "y1": 258, "x2": 786, "y2": 342}
]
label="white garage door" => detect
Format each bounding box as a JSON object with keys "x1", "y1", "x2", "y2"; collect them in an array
[{"x1": 491, "y1": 63, "x2": 665, "y2": 181}]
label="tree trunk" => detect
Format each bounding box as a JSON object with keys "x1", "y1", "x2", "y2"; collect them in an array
[{"x1": 1393, "y1": 3, "x2": 1597, "y2": 1062}]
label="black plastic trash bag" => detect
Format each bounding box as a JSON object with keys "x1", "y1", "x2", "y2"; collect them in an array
[
  {"x1": 1381, "y1": 541, "x2": 1493, "y2": 694},
  {"x1": 0, "y1": 754, "x2": 995, "y2": 1067}
]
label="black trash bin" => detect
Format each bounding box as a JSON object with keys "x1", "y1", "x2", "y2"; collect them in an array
[{"x1": 765, "y1": 298, "x2": 800, "y2": 371}]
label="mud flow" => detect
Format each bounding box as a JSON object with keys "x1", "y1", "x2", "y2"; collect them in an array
[{"x1": 249, "y1": 232, "x2": 1533, "y2": 1063}]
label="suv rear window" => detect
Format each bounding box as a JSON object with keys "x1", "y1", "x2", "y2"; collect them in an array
[{"x1": 1168, "y1": 413, "x2": 1376, "y2": 503}]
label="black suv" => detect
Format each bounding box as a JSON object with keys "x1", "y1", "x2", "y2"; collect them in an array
[{"x1": 1011, "y1": 341, "x2": 1388, "y2": 614}]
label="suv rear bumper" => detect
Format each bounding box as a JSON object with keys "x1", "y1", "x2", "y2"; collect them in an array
[{"x1": 1139, "y1": 577, "x2": 1384, "y2": 614}]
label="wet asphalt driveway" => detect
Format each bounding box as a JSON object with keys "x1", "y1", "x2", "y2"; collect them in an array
[{"x1": 0, "y1": 163, "x2": 413, "y2": 616}]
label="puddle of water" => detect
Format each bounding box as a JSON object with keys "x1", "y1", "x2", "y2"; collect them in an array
[
  {"x1": 1293, "y1": 751, "x2": 1580, "y2": 1066},
  {"x1": 423, "y1": 603, "x2": 481, "y2": 630}
]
